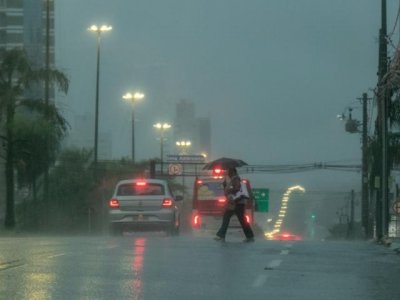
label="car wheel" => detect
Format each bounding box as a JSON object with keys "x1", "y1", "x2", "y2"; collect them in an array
[{"x1": 167, "y1": 220, "x2": 179, "y2": 236}]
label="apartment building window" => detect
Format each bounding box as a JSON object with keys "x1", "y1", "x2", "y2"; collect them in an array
[
  {"x1": 6, "y1": 0, "x2": 23, "y2": 9},
  {"x1": 6, "y1": 15, "x2": 23, "y2": 26}
]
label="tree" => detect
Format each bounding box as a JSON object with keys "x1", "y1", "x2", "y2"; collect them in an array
[
  {"x1": 14, "y1": 111, "x2": 68, "y2": 202},
  {"x1": 0, "y1": 48, "x2": 68, "y2": 229}
]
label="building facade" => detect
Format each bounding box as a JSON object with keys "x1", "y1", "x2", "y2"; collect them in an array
[{"x1": 173, "y1": 99, "x2": 211, "y2": 157}]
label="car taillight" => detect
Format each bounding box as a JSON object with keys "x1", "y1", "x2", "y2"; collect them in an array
[
  {"x1": 162, "y1": 198, "x2": 173, "y2": 208},
  {"x1": 217, "y1": 197, "x2": 226, "y2": 203},
  {"x1": 109, "y1": 198, "x2": 120, "y2": 209},
  {"x1": 136, "y1": 181, "x2": 147, "y2": 186},
  {"x1": 192, "y1": 214, "x2": 201, "y2": 227},
  {"x1": 245, "y1": 214, "x2": 251, "y2": 224}
]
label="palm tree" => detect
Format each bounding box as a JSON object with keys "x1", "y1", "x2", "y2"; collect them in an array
[{"x1": 0, "y1": 48, "x2": 68, "y2": 229}]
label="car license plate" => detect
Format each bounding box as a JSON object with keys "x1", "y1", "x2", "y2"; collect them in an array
[{"x1": 132, "y1": 215, "x2": 146, "y2": 221}]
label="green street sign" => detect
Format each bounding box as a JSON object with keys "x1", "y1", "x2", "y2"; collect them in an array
[{"x1": 253, "y1": 188, "x2": 269, "y2": 212}]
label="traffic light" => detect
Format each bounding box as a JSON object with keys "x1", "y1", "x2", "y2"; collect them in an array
[{"x1": 311, "y1": 213, "x2": 316, "y2": 220}]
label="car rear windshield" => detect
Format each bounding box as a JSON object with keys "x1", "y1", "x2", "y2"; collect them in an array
[
  {"x1": 117, "y1": 183, "x2": 165, "y2": 196},
  {"x1": 197, "y1": 181, "x2": 224, "y2": 200}
]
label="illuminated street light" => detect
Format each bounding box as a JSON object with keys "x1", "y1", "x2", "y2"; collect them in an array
[
  {"x1": 176, "y1": 140, "x2": 191, "y2": 155},
  {"x1": 122, "y1": 92, "x2": 145, "y2": 162},
  {"x1": 153, "y1": 123, "x2": 171, "y2": 167},
  {"x1": 88, "y1": 24, "x2": 112, "y2": 168}
]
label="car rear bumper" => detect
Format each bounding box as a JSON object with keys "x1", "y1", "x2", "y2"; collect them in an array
[{"x1": 109, "y1": 209, "x2": 175, "y2": 225}]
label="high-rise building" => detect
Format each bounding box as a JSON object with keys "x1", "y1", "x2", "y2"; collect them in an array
[
  {"x1": 173, "y1": 99, "x2": 211, "y2": 157},
  {"x1": 0, "y1": 0, "x2": 24, "y2": 50},
  {"x1": 196, "y1": 117, "x2": 211, "y2": 158},
  {"x1": 0, "y1": 0, "x2": 55, "y2": 98},
  {"x1": 174, "y1": 99, "x2": 196, "y2": 142}
]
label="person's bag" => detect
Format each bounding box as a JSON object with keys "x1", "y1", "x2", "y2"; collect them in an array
[{"x1": 226, "y1": 194, "x2": 236, "y2": 210}]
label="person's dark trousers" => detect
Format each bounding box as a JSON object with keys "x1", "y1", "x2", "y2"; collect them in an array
[{"x1": 216, "y1": 204, "x2": 254, "y2": 239}]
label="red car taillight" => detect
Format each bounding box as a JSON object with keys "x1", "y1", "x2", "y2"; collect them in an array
[
  {"x1": 245, "y1": 209, "x2": 252, "y2": 224},
  {"x1": 162, "y1": 198, "x2": 173, "y2": 208},
  {"x1": 192, "y1": 214, "x2": 201, "y2": 228},
  {"x1": 109, "y1": 198, "x2": 120, "y2": 209},
  {"x1": 217, "y1": 197, "x2": 226, "y2": 203},
  {"x1": 245, "y1": 214, "x2": 251, "y2": 224}
]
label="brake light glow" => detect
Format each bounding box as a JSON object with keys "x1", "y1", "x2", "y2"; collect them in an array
[
  {"x1": 109, "y1": 198, "x2": 120, "y2": 209},
  {"x1": 136, "y1": 181, "x2": 147, "y2": 186},
  {"x1": 162, "y1": 198, "x2": 173, "y2": 208},
  {"x1": 245, "y1": 214, "x2": 251, "y2": 224},
  {"x1": 192, "y1": 214, "x2": 201, "y2": 228},
  {"x1": 196, "y1": 180, "x2": 203, "y2": 185},
  {"x1": 217, "y1": 197, "x2": 226, "y2": 203},
  {"x1": 212, "y1": 168, "x2": 224, "y2": 176}
]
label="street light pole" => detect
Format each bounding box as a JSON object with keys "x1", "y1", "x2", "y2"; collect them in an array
[
  {"x1": 94, "y1": 32, "x2": 100, "y2": 165},
  {"x1": 122, "y1": 92, "x2": 145, "y2": 162},
  {"x1": 88, "y1": 24, "x2": 112, "y2": 169},
  {"x1": 153, "y1": 123, "x2": 171, "y2": 172}
]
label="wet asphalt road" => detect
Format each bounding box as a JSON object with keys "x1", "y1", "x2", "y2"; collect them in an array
[{"x1": 1, "y1": 232, "x2": 400, "y2": 300}]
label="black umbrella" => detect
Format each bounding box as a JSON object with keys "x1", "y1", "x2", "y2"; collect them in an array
[{"x1": 202, "y1": 157, "x2": 248, "y2": 170}]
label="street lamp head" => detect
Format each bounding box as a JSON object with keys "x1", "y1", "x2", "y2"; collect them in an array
[
  {"x1": 88, "y1": 24, "x2": 112, "y2": 33},
  {"x1": 153, "y1": 122, "x2": 171, "y2": 130},
  {"x1": 176, "y1": 140, "x2": 191, "y2": 146},
  {"x1": 123, "y1": 92, "x2": 145, "y2": 102}
]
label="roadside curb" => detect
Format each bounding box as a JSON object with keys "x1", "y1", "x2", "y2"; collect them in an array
[
  {"x1": 374, "y1": 236, "x2": 400, "y2": 254},
  {"x1": 390, "y1": 239, "x2": 400, "y2": 254}
]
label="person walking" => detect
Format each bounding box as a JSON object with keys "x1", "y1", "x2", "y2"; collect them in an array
[{"x1": 214, "y1": 167, "x2": 255, "y2": 242}]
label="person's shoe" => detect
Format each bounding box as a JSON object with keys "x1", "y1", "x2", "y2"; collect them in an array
[
  {"x1": 214, "y1": 236, "x2": 225, "y2": 242},
  {"x1": 243, "y1": 237, "x2": 255, "y2": 243}
]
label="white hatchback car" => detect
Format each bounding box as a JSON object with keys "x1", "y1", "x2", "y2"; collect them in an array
[{"x1": 108, "y1": 178, "x2": 183, "y2": 235}]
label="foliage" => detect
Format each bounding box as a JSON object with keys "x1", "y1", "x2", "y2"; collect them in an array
[
  {"x1": 47, "y1": 147, "x2": 95, "y2": 231},
  {"x1": 0, "y1": 48, "x2": 69, "y2": 229},
  {"x1": 13, "y1": 110, "x2": 68, "y2": 190}
]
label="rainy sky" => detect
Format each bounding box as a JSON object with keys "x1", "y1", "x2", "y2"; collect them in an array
[{"x1": 54, "y1": 0, "x2": 399, "y2": 191}]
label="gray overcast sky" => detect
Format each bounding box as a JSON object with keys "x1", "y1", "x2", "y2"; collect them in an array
[{"x1": 54, "y1": 1, "x2": 399, "y2": 191}]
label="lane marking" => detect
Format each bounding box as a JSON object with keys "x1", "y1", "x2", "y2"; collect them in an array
[
  {"x1": 280, "y1": 249, "x2": 289, "y2": 255},
  {"x1": 47, "y1": 253, "x2": 66, "y2": 259},
  {"x1": 266, "y1": 259, "x2": 282, "y2": 269},
  {"x1": 97, "y1": 245, "x2": 119, "y2": 250},
  {"x1": 284, "y1": 243, "x2": 293, "y2": 248},
  {"x1": 252, "y1": 274, "x2": 268, "y2": 287}
]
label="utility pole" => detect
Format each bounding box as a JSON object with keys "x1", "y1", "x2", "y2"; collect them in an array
[
  {"x1": 360, "y1": 93, "x2": 371, "y2": 237},
  {"x1": 377, "y1": 0, "x2": 389, "y2": 238},
  {"x1": 349, "y1": 190, "x2": 355, "y2": 239}
]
